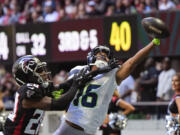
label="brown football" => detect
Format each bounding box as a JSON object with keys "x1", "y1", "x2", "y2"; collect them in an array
[{"x1": 141, "y1": 17, "x2": 170, "y2": 38}]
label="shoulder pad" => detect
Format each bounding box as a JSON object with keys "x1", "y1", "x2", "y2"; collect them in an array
[{"x1": 23, "y1": 83, "x2": 43, "y2": 99}]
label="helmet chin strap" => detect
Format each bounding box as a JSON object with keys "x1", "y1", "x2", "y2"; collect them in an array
[{"x1": 90, "y1": 60, "x2": 108, "y2": 69}]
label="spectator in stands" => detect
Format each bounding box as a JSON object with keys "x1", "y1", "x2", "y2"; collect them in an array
[
  {"x1": 43, "y1": 0, "x2": 59, "y2": 22},
  {"x1": 155, "y1": 60, "x2": 163, "y2": 75},
  {"x1": 136, "y1": 1, "x2": 146, "y2": 13},
  {"x1": 76, "y1": 2, "x2": 87, "y2": 19},
  {"x1": 64, "y1": 0, "x2": 77, "y2": 19},
  {"x1": 134, "y1": 0, "x2": 141, "y2": 9},
  {"x1": 114, "y1": 0, "x2": 124, "y2": 14},
  {"x1": 0, "y1": 0, "x2": 179, "y2": 26},
  {"x1": 0, "y1": 73, "x2": 18, "y2": 110},
  {"x1": 121, "y1": 0, "x2": 136, "y2": 14},
  {"x1": 0, "y1": 5, "x2": 4, "y2": 25},
  {"x1": 159, "y1": 0, "x2": 176, "y2": 10},
  {"x1": 174, "y1": 0, "x2": 180, "y2": 9},
  {"x1": 94, "y1": 0, "x2": 107, "y2": 14},
  {"x1": 144, "y1": 0, "x2": 157, "y2": 13},
  {"x1": 1, "y1": 5, "x2": 11, "y2": 25},
  {"x1": 53, "y1": 70, "x2": 68, "y2": 87},
  {"x1": 136, "y1": 57, "x2": 159, "y2": 101},
  {"x1": 31, "y1": 10, "x2": 43, "y2": 23},
  {"x1": 105, "y1": 5, "x2": 114, "y2": 16},
  {"x1": 156, "y1": 57, "x2": 176, "y2": 101},
  {"x1": 86, "y1": 0, "x2": 101, "y2": 16},
  {"x1": 8, "y1": 0, "x2": 21, "y2": 24},
  {"x1": 117, "y1": 75, "x2": 136, "y2": 103}
]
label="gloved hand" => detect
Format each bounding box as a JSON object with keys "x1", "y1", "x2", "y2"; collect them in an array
[
  {"x1": 152, "y1": 38, "x2": 160, "y2": 45},
  {"x1": 72, "y1": 68, "x2": 89, "y2": 89},
  {"x1": 109, "y1": 58, "x2": 120, "y2": 69}
]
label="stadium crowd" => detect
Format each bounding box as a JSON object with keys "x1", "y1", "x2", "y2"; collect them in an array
[{"x1": 0, "y1": 0, "x2": 179, "y2": 25}]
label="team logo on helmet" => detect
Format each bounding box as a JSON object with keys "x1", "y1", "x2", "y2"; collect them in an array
[{"x1": 19, "y1": 58, "x2": 35, "y2": 74}]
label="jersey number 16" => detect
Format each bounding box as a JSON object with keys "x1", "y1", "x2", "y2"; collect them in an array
[{"x1": 73, "y1": 84, "x2": 100, "y2": 108}]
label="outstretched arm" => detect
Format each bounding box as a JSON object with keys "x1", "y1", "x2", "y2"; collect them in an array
[
  {"x1": 116, "y1": 39, "x2": 159, "y2": 85},
  {"x1": 22, "y1": 83, "x2": 79, "y2": 110}
]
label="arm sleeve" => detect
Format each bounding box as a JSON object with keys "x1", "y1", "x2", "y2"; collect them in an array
[{"x1": 56, "y1": 78, "x2": 73, "y2": 93}]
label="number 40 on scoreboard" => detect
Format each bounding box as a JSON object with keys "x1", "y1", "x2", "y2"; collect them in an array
[{"x1": 109, "y1": 21, "x2": 132, "y2": 52}]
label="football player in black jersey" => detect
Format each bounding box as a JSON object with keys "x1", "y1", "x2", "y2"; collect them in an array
[{"x1": 4, "y1": 55, "x2": 118, "y2": 135}]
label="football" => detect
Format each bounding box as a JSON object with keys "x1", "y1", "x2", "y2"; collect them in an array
[{"x1": 141, "y1": 17, "x2": 170, "y2": 38}]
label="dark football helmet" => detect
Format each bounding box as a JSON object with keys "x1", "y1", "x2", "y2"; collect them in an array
[
  {"x1": 87, "y1": 45, "x2": 112, "y2": 66},
  {"x1": 12, "y1": 55, "x2": 51, "y2": 88}
]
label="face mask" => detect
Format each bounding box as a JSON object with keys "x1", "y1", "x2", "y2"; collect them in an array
[{"x1": 94, "y1": 60, "x2": 108, "y2": 68}]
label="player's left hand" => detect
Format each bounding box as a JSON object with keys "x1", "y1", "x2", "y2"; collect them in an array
[
  {"x1": 72, "y1": 68, "x2": 88, "y2": 88},
  {"x1": 152, "y1": 38, "x2": 160, "y2": 46},
  {"x1": 109, "y1": 58, "x2": 120, "y2": 69}
]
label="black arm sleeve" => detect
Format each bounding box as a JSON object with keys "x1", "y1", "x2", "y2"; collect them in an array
[
  {"x1": 50, "y1": 84, "x2": 78, "y2": 110},
  {"x1": 55, "y1": 78, "x2": 73, "y2": 93}
]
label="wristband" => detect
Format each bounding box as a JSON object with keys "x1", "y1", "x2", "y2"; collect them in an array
[{"x1": 152, "y1": 38, "x2": 160, "y2": 46}]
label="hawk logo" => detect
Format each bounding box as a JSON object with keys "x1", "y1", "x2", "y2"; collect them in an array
[
  {"x1": 26, "y1": 90, "x2": 35, "y2": 98},
  {"x1": 19, "y1": 59, "x2": 36, "y2": 73}
]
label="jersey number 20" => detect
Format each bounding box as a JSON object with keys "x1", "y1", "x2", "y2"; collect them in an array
[{"x1": 73, "y1": 84, "x2": 100, "y2": 108}]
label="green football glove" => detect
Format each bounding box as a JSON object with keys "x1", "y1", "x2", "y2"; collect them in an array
[
  {"x1": 152, "y1": 38, "x2": 160, "y2": 46},
  {"x1": 52, "y1": 89, "x2": 64, "y2": 99}
]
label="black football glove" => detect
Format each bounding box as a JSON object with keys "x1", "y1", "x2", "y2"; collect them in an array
[
  {"x1": 108, "y1": 58, "x2": 120, "y2": 69},
  {"x1": 72, "y1": 68, "x2": 88, "y2": 89}
]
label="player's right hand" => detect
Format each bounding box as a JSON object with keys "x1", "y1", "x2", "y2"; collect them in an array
[
  {"x1": 72, "y1": 68, "x2": 88, "y2": 89},
  {"x1": 24, "y1": 83, "x2": 44, "y2": 99}
]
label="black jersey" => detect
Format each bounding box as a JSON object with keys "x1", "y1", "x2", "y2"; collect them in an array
[
  {"x1": 4, "y1": 84, "x2": 44, "y2": 135},
  {"x1": 108, "y1": 96, "x2": 121, "y2": 114},
  {"x1": 168, "y1": 94, "x2": 180, "y2": 114}
]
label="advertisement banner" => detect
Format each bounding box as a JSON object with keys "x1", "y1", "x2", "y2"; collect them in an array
[
  {"x1": 51, "y1": 18, "x2": 103, "y2": 62},
  {"x1": 103, "y1": 15, "x2": 138, "y2": 59},
  {"x1": 15, "y1": 23, "x2": 51, "y2": 62},
  {"x1": 0, "y1": 26, "x2": 14, "y2": 64}
]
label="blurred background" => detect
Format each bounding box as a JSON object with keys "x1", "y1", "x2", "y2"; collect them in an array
[{"x1": 0, "y1": 0, "x2": 180, "y2": 135}]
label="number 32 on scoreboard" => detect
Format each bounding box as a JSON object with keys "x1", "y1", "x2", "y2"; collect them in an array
[{"x1": 109, "y1": 21, "x2": 131, "y2": 52}]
